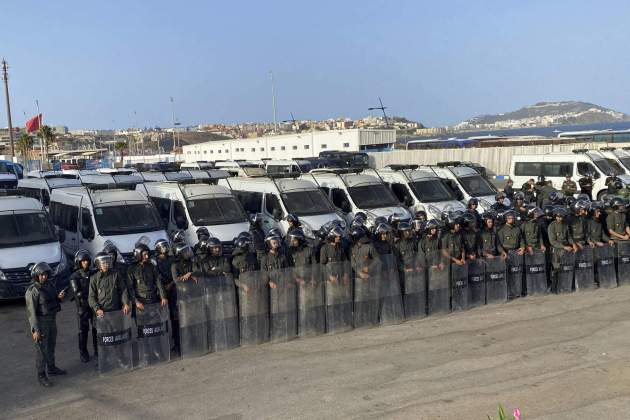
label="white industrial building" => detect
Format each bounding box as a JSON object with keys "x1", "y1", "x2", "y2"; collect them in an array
[{"x1": 182, "y1": 128, "x2": 395, "y2": 162}]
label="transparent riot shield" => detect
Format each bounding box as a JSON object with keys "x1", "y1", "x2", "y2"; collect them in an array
[
  {"x1": 353, "y1": 258, "x2": 379, "y2": 328},
  {"x1": 506, "y1": 251, "x2": 524, "y2": 299},
  {"x1": 377, "y1": 254, "x2": 405, "y2": 325},
  {"x1": 451, "y1": 262, "x2": 468, "y2": 312},
  {"x1": 427, "y1": 251, "x2": 450, "y2": 315},
  {"x1": 557, "y1": 251, "x2": 575, "y2": 294},
  {"x1": 237, "y1": 270, "x2": 269, "y2": 346},
  {"x1": 467, "y1": 259, "x2": 485, "y2": 308},
  {"x1": 485, "y1": 257, "x2": 507, "y2": 304},
  {"x1": 204, "y1": 275, "x2": 239, "y2": 352},
  {"x1": 296, "y1": 264, "x2": 326, "y2": 338},
  {"x1": 595, "y1": 245, "x2": 617, "y2": 288},
  {"x1": 267, "y1": 267, "x2": 298, "y2": 343},
  {"x1": 176, "y1": 279, "x2": 208, "y2": 358},
  {"x1": 136, "y1": 303, "x2": 171, "y2": 367},
  {"x1": 525, "y1": 250, "x2": 547, "y2": 296},
  {"x1": 96, "y1": 310, "x2": 134, "y2": 374},
  {"x1": 616, "y1": 241, "x2": 630, "y2": 286},
  {"x1": 402, "y1": 251, "x2": 427, "y2": 320},
  {"x1": 574, "y1": 247, "x2": 595, "y2": 291},
  {"x1": 323, "y1": 261, "x2": 353, "y2": 334}
]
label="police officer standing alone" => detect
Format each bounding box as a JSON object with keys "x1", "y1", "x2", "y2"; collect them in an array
[
  {"x1": 127, "y1": 243, "x2": 168, "y2": 311},
  {"x1": 561, "y1": 174, "x2": 578, "y2": 197},
  {"x1": 69, "y1": 250, "x2": 97, "y2": 363},
  {"x1": 88, "y1": 252, "x2": 131, "y2": 319},
  {"x1": 25, "y1": 262, "x2": 67, "y2": 387}
]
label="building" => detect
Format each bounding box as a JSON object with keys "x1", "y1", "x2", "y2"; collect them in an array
[{"x1": 182, "y1": 128, "x2": 395, "y2": 162}]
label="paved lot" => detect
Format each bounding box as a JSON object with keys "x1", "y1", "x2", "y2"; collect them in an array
[{"x1": 3, "y1": 286, "x2": 630, "y2": 419}]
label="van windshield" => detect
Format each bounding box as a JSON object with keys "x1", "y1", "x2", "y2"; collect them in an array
[
  {"x1": 93, "y1": 203, "x2": 163, "y2": 235},
  {"x1": 618, "y1": 157, "x2": 630, "y2": 172},
  {"x1": 0, "y1": 211, "x2": 57, "y2": 248},
  {"x1": 186, "y1": 197, "x2": 248, "y2": 225},
  {"x1": 281, "y1": 189, "x2": 335, "y2": 216},
  {"x1": 605, "y1": 158, "x2": 625, "y2": 175},
  {"x1": 457, "y1": 175, "x2": 496, "y2": 197},
  {"x1": 348, "y1": 184, "x2": 400, "y2": 209},
  {"x1": 409, "y1": 180, "x2": 455, "y2": 202},
  {"x1": 590, "y1": 157, "x2": 616, "y2": 176}
]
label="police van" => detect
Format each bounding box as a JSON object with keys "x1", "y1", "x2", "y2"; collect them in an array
[
  {"x1": 139, "y1": 180, "x2": 250, "y2": 253},
  {"x1": 510, "y1": 150, "x2": 630, "y2": 200},
  {"x1": 305, "y1": 169, "x2": 412, "y2": 227},
  {"x1": 180, "y1": 161, "x2": 214, "y2": 170},
  {"x1": 596, "y1": 148, "x2": 630, "y2": 175},
  {"x1": 18, "y1": 174, "x2": 82, "y2": 207},
  {"x1": 372, "y1": 165, "x2": 466, "y2": 220},
  {"x1": 221, "y1": 175, "x2": 344, "y2": 238},
  {"x1": 0, "y1": 160, "x2": 20, "y2": 189},
  {"x1": 49, "y1": 186, "x2": 167, "y2": 263},
  {"x1": 429, "y1": 165, "x2": 498, "y2": 213},
  {"x1": 265, "y1": 160, "x2": 302, "y2": 176},
  {"x1": 0, "y1": 191, "x2": 69, "y2": 299}
]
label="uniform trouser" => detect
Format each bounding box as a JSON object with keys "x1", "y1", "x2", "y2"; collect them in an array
[
  {"x1": 166, "y1": 285, "x2": 180, "y2": 351},
  {"x1": 35, "y1": 315, "x2": 57, "y2": 375},
  {"x1": 77, "y1": 310, "x2": 97, "y2": 355}
]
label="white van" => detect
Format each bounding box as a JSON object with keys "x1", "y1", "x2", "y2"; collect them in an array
[
  {"x1": 265, "y1": 160, "x2": 301, "y2": 176},
  {"x1": 430, "y1": 165, "x2": 498, "y2": 212},
  {"x1": 372, "y1": 166, "x2": 466, "y2": 220},
  {"x1": 510, "y1": 151, "x2": 630, "y2": 200},
  {"x1": 139, "y1": 171, "x2": 193, "y2": 183},
  {"x1": 305, "y1": 169, "x2": 412, "y2": 227},
  {"x1": 0, "y1": 192, "x2": 68, "y2": 299},
  {"x1": 596, "y1": 148, "x2": 629, "y2": 175},
  {"x1": 180, "y1": 161, "x2": 214, "y2": 170},
  {"x1": 49, "y1": 186, "x2": 167, "y2": 263},
  {"x1": 215, "y1": 160, "x2": 266, "y2": 177},
  {"x1": 18, "y1": 175, "x2": 82, "y2": 207},
  {"x1": 221, "y1": 175, "x2": 344, "y2": 238},
  {"x1": 139, "y1": 181, "x2": 250, "y2": 253},
  {"x1": 612, "y1": 148, "x2": 630, "y2": 173}
]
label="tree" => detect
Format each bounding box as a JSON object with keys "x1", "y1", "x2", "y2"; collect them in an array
[
  {"x1": 38, "y1": 125, "x2": 54, "y2": 167},
  {"x1": 16, "y1": 132, "x2": 34, "y2": 163},
  {"x1": 114, "y1": 140, "x2": 128, "y2": 166}
]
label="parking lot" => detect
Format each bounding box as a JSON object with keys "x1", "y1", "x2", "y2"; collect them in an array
[{"x1": 3, "y1": 285, "x2": 630, "y2": 419}]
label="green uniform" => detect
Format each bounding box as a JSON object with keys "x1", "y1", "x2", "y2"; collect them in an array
[
  {"x1": 201, "y1": 255, "x2": 232, "y2": 277},
  {"x1": 497, "y1": 224, "x2": 525, "y2": 251},
  {"x1": 421, "y1": 235, "x2": 441, "y2": 266},
  {"x1": 607, "y1": 211, "x2": 628, "y2": 242},
  {"x1": 461, "y1": 229, "x2": 479, "y2": 257},
  {"x1": 394, "y1": 237, "x2": 418, "y2": 271},
  {"x1": 522, "y1": 219, "x2": 543, "y2": 249},
  {"x1": 587, "y1": 217, "x2": 609, "y2": 242},
  {"x1": 171, "y1": 259, "x2": 203, "y2": 282},
  {"x1": 547, "y1": 220, "x2": 574, "y2": 269},
  {"x1": 480, "y1": 226, "x2": 503, "y2": 256},
  {"x1": 351, "y1": 237, "x2": 376, "y2": 273},
  {"x1": 568, "y1": 215, "x2": 588, "y2": 244},
  {"x1": 25, "y1": 281, "x2": 62, "y2": 376},
  {"x1": 319, "y1": 242, "x2": 349, "y2": 264},
  {"x1": 536, "y1": 185, "x2": 556, "y2": 207},
  {"x1": 127, "y1": 262, "x2": 167, "y2": 304},
  {"x1": 231, "y1": 249, "x2": 259, "y2": 277},
  {"x1": 88, "y1": 270, "x2": 130, "y2": 313},
  {"x1": 260, "y1": 250, "x2": 289, "y2": 272},
  {"x1": 440, "y1": 231, "x2": 463, "y2": 261},
  {"x1": 561, "y1": 179, "x2": 578, "y2": 196}
]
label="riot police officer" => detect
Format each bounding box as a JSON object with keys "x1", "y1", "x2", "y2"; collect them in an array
[
  {"x1": 441, "y1": 214, "x2": 465, "y2": 266},
  {"x1": 88, "y1": 252, "x2": 131, "y2": 317},
  {"x1": 154, "y1": 239, "x2": 179, "y2": 353},
  {"x1": 497, "y1": 211, "x2": 525, "y2": 255},
  {"x1": 547, "y1": 207, "x2": 576, "y2": 293},
  {"x1": 249, "y1": 214, "x2": 266, "y2": 256},
  {"x1": 288, "y1": 229, "x2": 313, "y2": 268},
  {"x1": 523, "y1": 207, "x2": 546, "y2": 255},
  {"x1": 231, "y1": 234, "x2": 259, "y2": 279},
  {"x1": 480, "y1": 213, "x2": 506, "y2": 259},
  {"x1": 569, "y1": 200, "x2": 591, "y2": 249},
  {"x1": 421, "y1": 220, "x2": 443, "y2": 269},
  {"x1": 285, "y1": 213, "x2": 301, "y2": 239},
  {"x1": 69, "y1": 250, "x2": 97, "y2": 363},
  {"x1": 373, "y1": 223, "x2": 394, "y2": 255},
  {"x1": 127, "y1": 243, "x2": 168, "y2": 310},
  {"x1": 201, "y1": 237, "x2": 231, "y2": 278},
  {"x1": 193, "y1": 227, "x2": 210, "y2": 257},
  {"x1": 607, "y1": 197, "x2": 630, "y2": 242},
  {"x1": 561, "y1": 174, "x2": 578, "y2": 197},
  {"x1": 491, "y1": 193, "x2": 510, "y2": 212},
  {"x1": 171, "y1": 243, "x2": 202, "y2": 284},
  {"x1": 320, "y1": 226, "x2": 349, "y2": 264},
  {"x1": 25, "y1": 262, "x2": 67, "y2": 387},
  {"x1": 461, "y1": 213, "x2": 480, "y2": 261},
  {"x1": 587, "y1": 203, "x2": 614, "y2": 247}
]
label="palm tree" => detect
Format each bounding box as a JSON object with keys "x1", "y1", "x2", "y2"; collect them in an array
[
  {"x1": 38, "y1": 125, "x2": 55, "y2": 167},
  {"x1": 16, "y1": 132, "x2": 34, "y2": 164},
  {"x1": 114, "y1": 140, "x2": 128, "y2": 166}
]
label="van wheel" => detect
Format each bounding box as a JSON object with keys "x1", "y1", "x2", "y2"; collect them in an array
[{"x1": 597, "y1": 191, "x2": 606, "y2": 200}]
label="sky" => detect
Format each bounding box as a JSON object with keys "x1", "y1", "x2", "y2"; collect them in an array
[{"x1": 2, "y1": 0, "x2": 630, "y2": 129}]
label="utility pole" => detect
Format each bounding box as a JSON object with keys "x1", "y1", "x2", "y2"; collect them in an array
[
  {"x1": 269, "y1": 70, "x2": 278, "y2": 134},
  {"x1": 1, "y1": 59, "x2": 15, "y2": 160},
  {"x1": 368, "y1": 97, "x2": 390, "y2": 128},
  {"x1": 35, "y1": 99, "x2": 45, "y2": 169},
  {"x1": 170, "y1": 96, "x2": 181, "y2": 158}
]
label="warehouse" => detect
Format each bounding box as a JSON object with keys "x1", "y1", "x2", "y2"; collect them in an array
[{"x1": 182, "y1": 128, "x2": 395, "y2": 162}]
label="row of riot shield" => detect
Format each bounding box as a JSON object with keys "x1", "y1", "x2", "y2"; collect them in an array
[{"x1": 96, "y1": 304, "x2": 171, "y2": 375}]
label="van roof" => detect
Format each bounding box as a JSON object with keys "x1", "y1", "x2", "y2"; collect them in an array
[
  {"x1": 144, "y1": 182, "x2": 233, "y2": 199},
  {"x1": 227, "y1": 176, "x2": 318, "y2": 193},
  {"x1": 18, "y1": 177, "x2": 82, "y2": 189},
  {"x1": 0, "y1": 195, "x2": 44, "y2": 212},
  {"x1": 52, "y1": 187, "x2": 149, "y2": 205}
]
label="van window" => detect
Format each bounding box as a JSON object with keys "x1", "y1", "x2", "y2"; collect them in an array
[
  {"x1": 93, "y1": 203, "x2": 163, "y2": 235},
  {"x1": 577, "y1": 162, "x2": 600, "y2": 179},
  {"x1": 150, "y1": 196, "x2": 171, "y2": 226},
  {"x1": 81, "y1": 208, "x2": 95, "y2": 240},
  {"x1": 173, "y1": 201, "x2": 188, "y2": 229},
  {"x1": 50, "y1": 202, "x2": 78, "y2": 231},
  {"x1": 514, "y1": 162, "x2": 542, "y2": 176},
  {"x1": 390, "y1": 183, "x2": 412, "y2": 204},
  {"x1": 0, "y1": 211, "x2": 56, "y2": 248},
  {"x1": 542, "y1": 163, "x2": 572, "y2": 177},
  {"x1": 265, "y1": 193, "x2": 282, "y2": 216},
  {"x1": 331, "y1": 188, "x2": 351, "y2": 210},
  {"x1": 233, "y1": 190, "x2": 262, "y2": 214}
]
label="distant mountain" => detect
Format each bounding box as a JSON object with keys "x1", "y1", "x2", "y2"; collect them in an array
[{"x1": 460, "y1": 101, "x2": 630, "y2": 129}]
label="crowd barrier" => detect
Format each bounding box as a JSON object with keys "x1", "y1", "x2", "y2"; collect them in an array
[{"x1": 95, "y1": 246, "x2": 623, "y2": 374}]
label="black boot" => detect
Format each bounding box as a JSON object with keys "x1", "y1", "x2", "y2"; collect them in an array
[
  {"x1": 38, "y1": 373, "x2": 52, "y2": 387},
  {"x1": 79, "y1": 332, "x2": 90, "y2": 363},
  {"x1": 48, "y1": 366, "x2": 67, "y2": 376}
]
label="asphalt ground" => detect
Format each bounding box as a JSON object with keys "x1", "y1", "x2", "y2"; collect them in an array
[{"x1": 3, "y1": 285, "x2": 630, "y2": 419}]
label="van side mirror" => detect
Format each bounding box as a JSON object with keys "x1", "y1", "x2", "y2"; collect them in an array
[{"x1": 272, "y1": 208, "x2": 283, "y2": 221}]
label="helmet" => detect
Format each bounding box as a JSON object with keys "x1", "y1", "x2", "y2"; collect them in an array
[
  {"x1": 350, "y1": 226, "x2": 367, "y2": 241},
  {"x1": 565, "y1": 196, "x2": 576, "y2": 208},
  {"x1": 514, "y1": 192, "x2": 525, "y2": 202},
  {"x1": 265, "y1": 232, "x2": 282, "y2": 243},
  {"x1": 196, "y1": 227, "x2": 210, "y2": 241},
  {"x1": 234, "y1": 236, "x2": 251, "y2": 250},
  {"x1": 611, "y1": 196, "x2": 626, "y2": 210},
  {"x1": 445, "y1": 212, "x2": 463, "y2": 229},
  {"x1": 288, "y1": 228, "x2": 306, "y2": 244},
  {"x1": 74, "y1": 249, "x2": 92, "y2": 269},
  {"x1": 103, "y1": 242, "x2": 118, "y2": 262},
  {"x1": 614, "y1": 179, "x2": 623, "y2": 190},
  {"x1": 354, "y1": 211, "x2": 367, "y2": 221},
  {"x1": 425, "y1": 219, "x2": 440, "y2": 233},
  {"x1": 482, "y1": 211, "x2": 495, "y2": 222},
  {"x1": 174, "y1": 243, "x2": 193, "y2": 260},
  {"x1": 527, "y1": 207, "x2": 544, "y2": 219},
  {"x1": 411, "y1": 219, "x2": 424, "y2": 232},
  {"x1": 573, "y1": 199, "x2": 589, "y2": 213},
  {"x1": 553, "y1": 206, "x2": 568, "y2": 218},
  {"x1": 133, "y1": 243, "x2": 150, "y2": 262},
  {"x1": 537, "y1": 175, "x2": 546, "y2": 183},
  {"x1": 549, "y1": 191, "x2": 561, "y2": 203},
  {"x1": 375, "y1": 223, "x2": 392, "y2": 236},
  {"x1": 543, "y1": 205, "x2": 554, "y2": 219},
  {"x1": 316, "y1": 226, "x2": 328, "y2": 241},
  {"x1": 351, "y1": 214, "x2": 366, "y2": 227},
  {"x1": 462, "y1": 212, "x2": 477, "y2": 228},
  {"x1": 237, "y1": 231, "x2": 253, "y2": 242},
  {"x1": 589, "y1": 200, "x2": 603, "y2": 211},
  {"x1": 327, "y1": 225, "x2": 345, "y2": 241},
  {"x1": 468, "y1": 198, "x2": 479, "y2": 207},
  {"x1": 414, "y1": 210, "x2": 427, "y2": 221},
  {"x1": 576, "y1": 193, "x2": 591, "y2": 202},
  {"x1": 171, "y1": 229, "x2": 186, "y2": 244},
  {"x1": 31, "y1": 262, "x2": 52, "y2": 280},
  {"x1": 397, "y1": 221, "x2": 412, "y2": 233},
  {"x1": 154, "y1": 239, "x2": 170, "y2": 255},
  {"x1": 94, "y1": 252, "x2": 113, "y2": 271},
  {"x1": 268, "y1": 227, "x2": 283, "y2": 239},
  {"x1": 503, "y1": 210, "x2": 516, "y2": 221},
  {"x1": 206, "y1": 237, "x2": 222, "y2": 253},
  {"x1": 285, "y1": 213, "x2": 300, "y2": 225},
  {"x1": 387, "y1": 214, "x2": 401, "y2": 225},
  {"x1": 372, "y1": 216, "x2": 387, "y2": 227},
  {"x1": 495, "y1": 192, "x2": 506, "y2": 201}
]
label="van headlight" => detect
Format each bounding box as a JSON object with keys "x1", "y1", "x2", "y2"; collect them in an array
[
  {"x1": 301, "y1": 222, "x2": 315, "y2": 239},
  {"x1": 53, "y1": 253, "x2": 68, "y2": 276},
  {"x1": 426, "y1": 205, "x2": 441, "y2": 220}
]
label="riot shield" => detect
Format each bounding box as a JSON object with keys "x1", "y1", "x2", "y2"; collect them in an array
[
  {"x1": 323, "y1": 261, "x2": 353, "y2": 334},
  {"x1": 402, "y1": 251, "x2": 427, "y2": 320},
  {"x1": 450, "y1": 262, "x2": 468, "y2": 312},
  {"x1": 353, "y1": 258, "x2": 379, "y2": 328},
  {"x1": 296, "y1": 264, "x2": 326, "y2": 338},
  {"x1": 96, "y1": 310, "x2": 134, "y2": 374},
  {"x1": 595, "y1": 245, "x2": 617, "y2": 289},
  {"x1": 136, "y1": 303, "x2": 171, "y2": 367},
  {"x1": 176, "y1": 280, "x2": 208, "y2": 358},
  {"x1": 268, "y1": 268, "x2": 298, "y2": 343},
  {"x1": 377, "y1": 254, "x2": 405, "y2": 325},
  {"x1": 485, "y1": 257, "x2": 507, "y2": 304},
  {"x1": 574, "y1": 247, "x2": 595, "y2": 291},
  {"x1": 204, "y1": 275, "x2": 240, "y2": 352},
  {"x1": 557, "y1": 251, "x2": 575, "y2": 294},
  {"x1": 506, "y1": 251, "x2": 524, "y2": 299},
  {"x1": 616, "y1": 241, "x2": 630, "y2": 286},
  {"x1": 237, "y1": 271, "x2": 269, "y2": 346},
  {"x1": 525, "y1": 250, "x2": 547, "y2": 296},
  {"x1": 467, "y1": 259, "x2": 485, "y2": 308},
  {"x1": 427, "y1": 251, "x2": 450, "y2": 315}
]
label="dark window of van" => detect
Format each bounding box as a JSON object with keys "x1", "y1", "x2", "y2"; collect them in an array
[
  {"x1": 233, "y1": 190, "x2": 262, "y2": 214},
  {"x1": 331, "y1": 188, "x2": 351, "y2": 211},
  {"x1": 150, "y1": 197, "x2": 171, "y2": 226},
  {"x1": 50, "y1": 202, "x2": 78, "y2": 231},
  {"x1": 390, "y1": 183, "x2": 412, "y2": 204},
  {"x1": 542, "y1": 163, "x2": 572, "y2": 177},
  {"x1": 265, "y1": 193, "x2": 282, "y2": 216},
  {"x1": 173, "y1": 201, "x2": 188, "y2": 229},
  {"x1": 514, "y1": 162, "x2": 542, "y2": 176},
  {"x1": 577, "y1": 162, "x2": 600, "y2": 179},
  {"x1": 81, "y1": 208, "x2": 94, "y2": 240}
]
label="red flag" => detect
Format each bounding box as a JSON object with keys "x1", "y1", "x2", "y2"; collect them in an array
[{"x1": 26, "y1": 114, "x2": 42, "y2": 133}]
